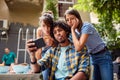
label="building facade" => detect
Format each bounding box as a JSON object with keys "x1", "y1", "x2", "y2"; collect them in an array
[{"x1": 0, "y1": 0, "x2": 90, "y2": 63}]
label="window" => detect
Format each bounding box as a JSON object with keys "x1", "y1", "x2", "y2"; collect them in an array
[
  {"x1": 58, "y1": 0, "x2": 74, "y2": 4},
  {"x1": 58, "y1": 0, "x2": 75, "y2": 17}
]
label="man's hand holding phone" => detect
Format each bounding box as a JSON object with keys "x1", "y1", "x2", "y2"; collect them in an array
[
  {"x1": 26, "y1": 39, "x2": 37, "y2": 54},
  {"x1": 26, "y1": 38, "x2": 46, "y2": 62},
  {"x1": 26, "y1": 38, "x2": 46, "y2": 53},
  {"x1": 26, "y1": 39, "x2": 37, "y2": 65}
]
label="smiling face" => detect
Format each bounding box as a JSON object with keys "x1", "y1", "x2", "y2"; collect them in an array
[{"x1": 53, "y1": 26, "x2": 68, "y2": 43}]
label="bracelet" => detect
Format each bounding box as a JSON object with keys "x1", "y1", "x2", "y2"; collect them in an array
[{"x1": 30, "y1": 58, "x2": 37, "y2": 64}]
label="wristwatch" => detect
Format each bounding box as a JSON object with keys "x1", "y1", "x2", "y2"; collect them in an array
[{"x1": 30, "y1": 58, "x2": 37, "y2": 64}]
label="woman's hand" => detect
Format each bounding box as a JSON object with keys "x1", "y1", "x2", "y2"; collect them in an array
[{"x1": 71, "y1": 18, "x2": 79, "y2": 30}]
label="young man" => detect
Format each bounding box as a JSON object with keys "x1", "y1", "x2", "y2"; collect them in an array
[{"x1": 26, "y1": 21, "x2": 90, "y2": 80}]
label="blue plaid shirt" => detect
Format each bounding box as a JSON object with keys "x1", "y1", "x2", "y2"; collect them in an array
[{"x1": 38, "y1": 43, "x2": 90, "y2": 80}]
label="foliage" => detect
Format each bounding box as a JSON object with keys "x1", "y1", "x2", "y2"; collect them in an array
[
  {"x1": 73, "y1": 0, "x2": 120, "y2": 50},
  {"x1": 74, "y1": 0, "x2": 120, "y2": 23},
  {"x1": 45, "y1": 0, "x2": 58, "y2": 20},
  {"x1": 94, "y1": 24, "x2": 120, "y2": 50}
]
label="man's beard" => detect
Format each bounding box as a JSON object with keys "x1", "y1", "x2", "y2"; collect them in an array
[{"x1": 59, "y1": 39, "x2": 66, "y2": 43}]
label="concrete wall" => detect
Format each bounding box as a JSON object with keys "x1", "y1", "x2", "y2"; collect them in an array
[
  {"x1": 0, "y1": 0, "x2": 43, "y2": 26},
  {"x1": 0, "y1": 0, "x2": 91, "y2": 63},
  {"x1": 79, "y1": 11, "x2": 90, "y2": 22},
  {"x1": 0, "y1": 0, "x2": 9, "y2": 20},
  {"x1": 0, "y1": 22, "x2": 37, "y2": 63},
  {"x1": 0, "y1": 0, "x2": 43, "y2": 63}
]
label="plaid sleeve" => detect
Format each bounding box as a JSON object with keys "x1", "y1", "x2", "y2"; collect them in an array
[
  {"x1": 78, "y1": 53, "x2": 90, "y2": 78},
  {"x1": 37, "y1": 47, "x2": 55, "y2": 71}
]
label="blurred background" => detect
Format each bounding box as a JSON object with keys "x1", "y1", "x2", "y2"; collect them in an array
[{"x1": 0, "y1": 0, "x2": 120, "y2": 63}]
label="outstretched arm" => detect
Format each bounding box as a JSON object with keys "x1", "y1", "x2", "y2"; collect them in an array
[
  {"x1": 26, "y1": 39, "x2": 40, "y2": 73},
  {"x1": 30, "y1": 55, "x2": 40, "y2": 73}
]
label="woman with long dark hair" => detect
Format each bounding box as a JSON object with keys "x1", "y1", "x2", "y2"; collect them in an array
[{"x1": 64, "y1": 9, "x2": 113, "y2": 80}]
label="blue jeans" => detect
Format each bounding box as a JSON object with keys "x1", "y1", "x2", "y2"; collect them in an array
[
  {"x1": 91, "y1": 50, "x2": 113, "y2": 80},
  {"x1": 42, "y1": 68, "x2": 49, "y2": 80},
  {"x1": 55, "y1": 78, "x2": 65, "y2": 80},
  {"x1": 41, "y1": 47, "x2": 51, "y2": 80}
]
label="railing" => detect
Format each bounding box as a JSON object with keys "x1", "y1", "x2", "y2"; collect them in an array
[{"x1": 16, "y1": 28, "x2": 36, "y2": 63}]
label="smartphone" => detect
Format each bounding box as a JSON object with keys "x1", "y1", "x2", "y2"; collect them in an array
[{"x1": 33, "y1": 38, "x2": 46, "y2": 49}]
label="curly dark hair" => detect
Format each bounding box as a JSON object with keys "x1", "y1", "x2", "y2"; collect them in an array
[{"x1": 50, "y1": 20, "x2": 71, "y2": 41}]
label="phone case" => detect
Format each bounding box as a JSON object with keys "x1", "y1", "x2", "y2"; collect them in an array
[{"x1": 34, "y1": 38, "x2": 46, "y2": 49}]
